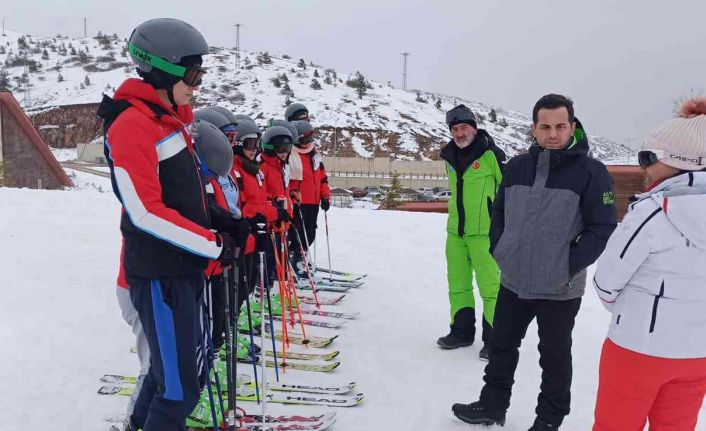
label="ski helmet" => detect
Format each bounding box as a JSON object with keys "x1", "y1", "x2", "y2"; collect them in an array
[
  {"x1": 268, "y1": 119, "x2": 299, "y2": 145},
  {"x1": 261, "y1": 126, "x2": 294, "y2": 155},
  {"x1": 284, "y1": 102, "x2": 309, "y2": 122},
  {"x1": 128, "y1": 18, "x2": 208, "y2": 91},
  {"x1": 208, "y1": 106, "x2": 239, "y2": 125},
  {"x1": 445, "y1": 104, "x2": 477, "y2": 130},
  {"x1": 292, "y1": 120, "x2": 314, "y2": 147},
  {"x1": 194, "y1": 108, "x2": 231, "y2": 129},
  {"x1": 193, "y1": 120, "x2": 233, "y2": 177},
  {"x1": 234, "y1": 114, "x2": 256, "y2": 125},
  {"x1": 233, "y1": 120, "x2": 262, "y2": 152}
]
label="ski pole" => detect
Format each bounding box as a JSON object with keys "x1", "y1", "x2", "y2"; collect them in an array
[
  {"x1": 297, "y1": 205, "x2": 313, "y2": 269},
  {"x1": 204, "y1": 279, "x2": 226, "y2": 426},
  {"x1": 260, "y1": 227, "x2": 279, "y2": 381},
  {"x1": 200, "y1": 289, "x2": 221, "y2": 431},
  {"x1": 257, "y1": 227, "x2": 268, "y2": 427},
  {"x1": 324, "y1": 210, "x2": 334, "y2": 283},
  {"x1": 241, "y1": 257, "x2": 260, "y2": 404},
  {"x1": 230, "y1": 264, "x2": 239, "y2": 428},
  {"x1": 292, "y1": 225, "x2": 322, "y2": 308},
  {"x1": 222, "y1": 264, "x2": 235, "y2": 430}
]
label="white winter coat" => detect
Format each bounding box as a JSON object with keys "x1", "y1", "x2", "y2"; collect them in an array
[{"x1": 593, "y1": 171, "x2": 706, "y2": 359}]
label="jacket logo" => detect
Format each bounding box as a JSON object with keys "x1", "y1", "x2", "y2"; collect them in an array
[
  {"x1": 472, "y1": 161, "x2": 480, "y2": 170},
  {"x1": 603, "y1": 191, "x2": 615, "y2": 206}
]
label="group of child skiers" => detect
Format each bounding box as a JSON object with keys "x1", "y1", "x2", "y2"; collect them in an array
[
  {"x1": 441, "y1": 96, "x2": 706, "y2": 431},
  {"x1": 101, "y1": 14, "x2": 706, "y2": 431},
  {"x1": 101, "y1": 18, "x2": 329, "y2": 431}
]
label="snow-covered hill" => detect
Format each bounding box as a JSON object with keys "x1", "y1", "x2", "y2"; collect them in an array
[{"x1": 0, "y1": 29, "x2": 633, "y2": 162}]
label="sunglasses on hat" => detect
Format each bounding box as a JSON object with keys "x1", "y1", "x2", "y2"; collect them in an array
[{"x1": 637, "y1": 150, "x2": 659, "y2": 168}]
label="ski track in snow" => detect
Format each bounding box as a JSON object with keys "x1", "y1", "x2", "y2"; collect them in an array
[{"x1": 1, "y1": 187, "x2": 705, "y2": 430}]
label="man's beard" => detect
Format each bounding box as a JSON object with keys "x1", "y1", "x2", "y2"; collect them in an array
[{"x1": 454, "y1": 137, "x2": 473, "y2": 148}]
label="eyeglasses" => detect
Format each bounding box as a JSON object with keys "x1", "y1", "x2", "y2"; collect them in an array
[
  {"x1": 637, "y1": 150, "x2": 659, "y2": 168},
  {"x1": 241, "y1": 137, "x2": 260, "y2": 151}
]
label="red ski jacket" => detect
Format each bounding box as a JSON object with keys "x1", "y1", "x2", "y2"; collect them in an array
[
  {"x1": 290, "y1": 151, "x2": 330, "y2": 205},
  {"x1": 260, "y1": 154, "x2": 293, "y2": 216},
  {"x1": 103, "y1": 78, "x2": 221, "y2": 278}
]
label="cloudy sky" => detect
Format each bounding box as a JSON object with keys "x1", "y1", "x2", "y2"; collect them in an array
[{"x1": 7, "y1": 0, "x2": 706, "y2": 147}]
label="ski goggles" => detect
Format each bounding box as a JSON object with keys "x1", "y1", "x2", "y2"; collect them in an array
[
  {"x1": 271, "y1": 136, "x2": 293, "y2": 154},
  {"x1": 240, "y1": 137, "x2": 261, "y2": 151},
  {"x1": 222, "y1": 125, "x2": 237, "y2": 145},
  {"x1": 129, "y1": 44, "x2": 206, "y2": 87},
  {"x1": 298, "y1": 130, "x2": 315, "y2": 146}
]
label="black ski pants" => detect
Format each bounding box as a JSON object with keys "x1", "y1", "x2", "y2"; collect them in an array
[
  {"x1": 290, "y1": 203, "x2": 319, "y2": 252},
  {"x1": 128, "y1": 274, "x2": 205, "y2": 431},
  {"x1": 479, "y1": 286, "x2": 581, "y2": 426}
]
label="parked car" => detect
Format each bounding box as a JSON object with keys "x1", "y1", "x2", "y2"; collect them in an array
[
  {"x1": 417, "y1": 193, "x2": 436, "y2": 202},
  {"x1": 417, "y1": 187, "x2": 434, "y2": 195},
  {"x1": 433, "y1": 186, "x2": 449, "y2": 194},
  {"x1": 433, "y1": 190, "x2": 452, "y2": 201},
  {"x1": 350, "y1": 187, "x2": 368, "y2": 198}
]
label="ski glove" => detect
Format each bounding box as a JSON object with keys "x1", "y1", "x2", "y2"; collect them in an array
[
  {"x1": 254, "y1": 227, "x2": 269, "y2": 253},
  {"x1": 320, "y1": 198, "x2": 330, "y2": 211},
  {"x1": 248, "y1": 213, "x2": 267, "y2": 230},
  {"x1": 276, "y1": 206, "x2": 291, "y2": 224},
  {"x1": 217, "y1": 233, "x2": 237, "y2": 266}
]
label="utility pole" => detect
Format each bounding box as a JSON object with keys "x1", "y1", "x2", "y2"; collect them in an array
[
  {"x1": 400, "y1": 52, "x2": 410, "y2": 91},
  {"x1": 235, "y1": 23, "x2": 241, "y2": 70},
  {"x1": 83, "y1": 17, "x2": 87, "y2": 38}
]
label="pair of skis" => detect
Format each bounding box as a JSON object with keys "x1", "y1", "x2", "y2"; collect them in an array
[{"x1": 108, "y1": 412, "x2": 338, "y2": 431}]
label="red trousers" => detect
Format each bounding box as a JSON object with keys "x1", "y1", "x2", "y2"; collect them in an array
[{"x1": 594, "y1": 338, "x2": 706, "y2": 431}]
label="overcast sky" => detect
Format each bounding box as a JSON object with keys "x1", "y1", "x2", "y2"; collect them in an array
[{"x1": 7, "y1": 0, "x2": 706, "y2": 147}]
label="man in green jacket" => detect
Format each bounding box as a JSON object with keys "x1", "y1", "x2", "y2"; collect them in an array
[{"x1": 438, "y1": 104, "x2": 505, "y2": 359}]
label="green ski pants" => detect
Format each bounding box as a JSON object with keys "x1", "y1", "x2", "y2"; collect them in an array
[{"x1": 445, "y1": 233, "x2": 500, "y2": 326}]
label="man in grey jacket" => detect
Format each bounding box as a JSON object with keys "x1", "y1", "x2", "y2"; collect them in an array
[{"x1": 452, "y1": 94, "x2": 617, "y2": 430}]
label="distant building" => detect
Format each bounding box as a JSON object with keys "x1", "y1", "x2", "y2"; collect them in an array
[{"x1": 0, "y1": 91, "x2": 72, "y2": 189}]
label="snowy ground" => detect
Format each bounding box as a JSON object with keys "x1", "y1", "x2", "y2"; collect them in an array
[{"x1": 1, "y1": 186, "x2": 705, "y2": 430}]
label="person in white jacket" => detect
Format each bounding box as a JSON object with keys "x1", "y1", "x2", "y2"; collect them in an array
[{"x1": 592, "y1": 97, "x2": 706, "y2": 431}]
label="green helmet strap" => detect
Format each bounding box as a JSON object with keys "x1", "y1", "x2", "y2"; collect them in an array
[{"x1": 129, "y1": 43, "x2": 186, "y2": 78}]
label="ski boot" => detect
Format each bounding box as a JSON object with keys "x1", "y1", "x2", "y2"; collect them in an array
[
  {"x1": 186, "y1": 388, "x2": 223, "y2": 429},
  {"x1": 479, "y1": 344, "x2": 490, "y2": 361},
  {"x1": 528, "y1": 418, "x2": 560, "y2": 430},
  {"x1": 438, "y1": 307, "x2": 475, "y2": 349},
  {"x1": 452, "y1": 401, "x2": 506, "y2": 426}
]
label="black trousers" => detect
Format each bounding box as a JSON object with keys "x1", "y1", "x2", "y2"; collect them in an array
[
  {"x1": 479, "y1": 286, "x2": 581, "y2": 426},
  {"x1": 290, "y1": 203, "x2": 319, "y2": 251},
  {"x1": 128, "y1": 274, "x2": 205, "y2": 431}
]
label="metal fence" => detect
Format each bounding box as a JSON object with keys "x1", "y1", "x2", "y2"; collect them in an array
[{"x1": 328, "y1": 171, "x2": 449, "y2": 181}]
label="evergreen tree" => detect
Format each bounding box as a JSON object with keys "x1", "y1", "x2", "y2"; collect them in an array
[
  {"x1": 57, "y1": 73, "x2": 64, "y2": 82},
  {"x1": 489, "y1": 108, "x2": 497, "y2": 123},
  {"x1": 310, "y1": 78, "x2": 322, "y2": 90},
  {"x1": 346, "y1": 71, "x2": 369, "y2": 99},
  {"x1": 84, "y1": 75, "x2": 91, "y2": 86},
  {"x1": 280, "y1": 73, "x2": 289, "y2": 82},
  {"x1": 435, "y1": 98, "x2": 442, "y2": 109},
  {"x1": 41, "y1": 49, "x2": 49, "y2": 60},
  {"x1": 313, "y1": 69, "x2": 320, "y2": 78},
  {"x1": 380, "y1": 172, "x2": 402, "y2": 209},
  {"x1": 298, "y1": 58, "x2": 306, "y2": 69},
  {"x1": 271, "y1": 77, "x2": 281, "y2": 88},
  {"x1": 0, "y1": 67, "x2": 10, "y2": 89}
]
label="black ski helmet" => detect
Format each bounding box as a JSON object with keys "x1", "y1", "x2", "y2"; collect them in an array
[
  {"x1": 445, "y1": 104, "x2": 477, "y2": 130},
  {"x1": 128, "y1": 18, "x2": 208, "y2": 100},
  {"x1": 193, "y1": 120, "x2": 233, "y2": 177},
  {"x1": 261, "y1": 125, "x2": 294, "y2": 155},
  {"x1": 292, "y1": 120, "x2": 314, "y2": 147},
  {"x1": 284, "y1": 102, "x2": 309, "y2": 122}
]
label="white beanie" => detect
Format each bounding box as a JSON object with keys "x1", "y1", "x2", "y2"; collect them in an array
[{"x1": 643, "y1": 97, "x2": 706, "y2": 171}]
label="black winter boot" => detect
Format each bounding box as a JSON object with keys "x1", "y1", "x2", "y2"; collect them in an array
[
  {"x1": 438, "y1": 307, "x2": 476, "y2": 349},
  {"x1": 452, "y1": 401, "x2": 506, "y2": 426},
  {"x1": 478, "y1": 343, "x2": 490, "y2": 361},
  {"x1": 528, "y1": 417, "x2": 560, "y2": 430}
]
